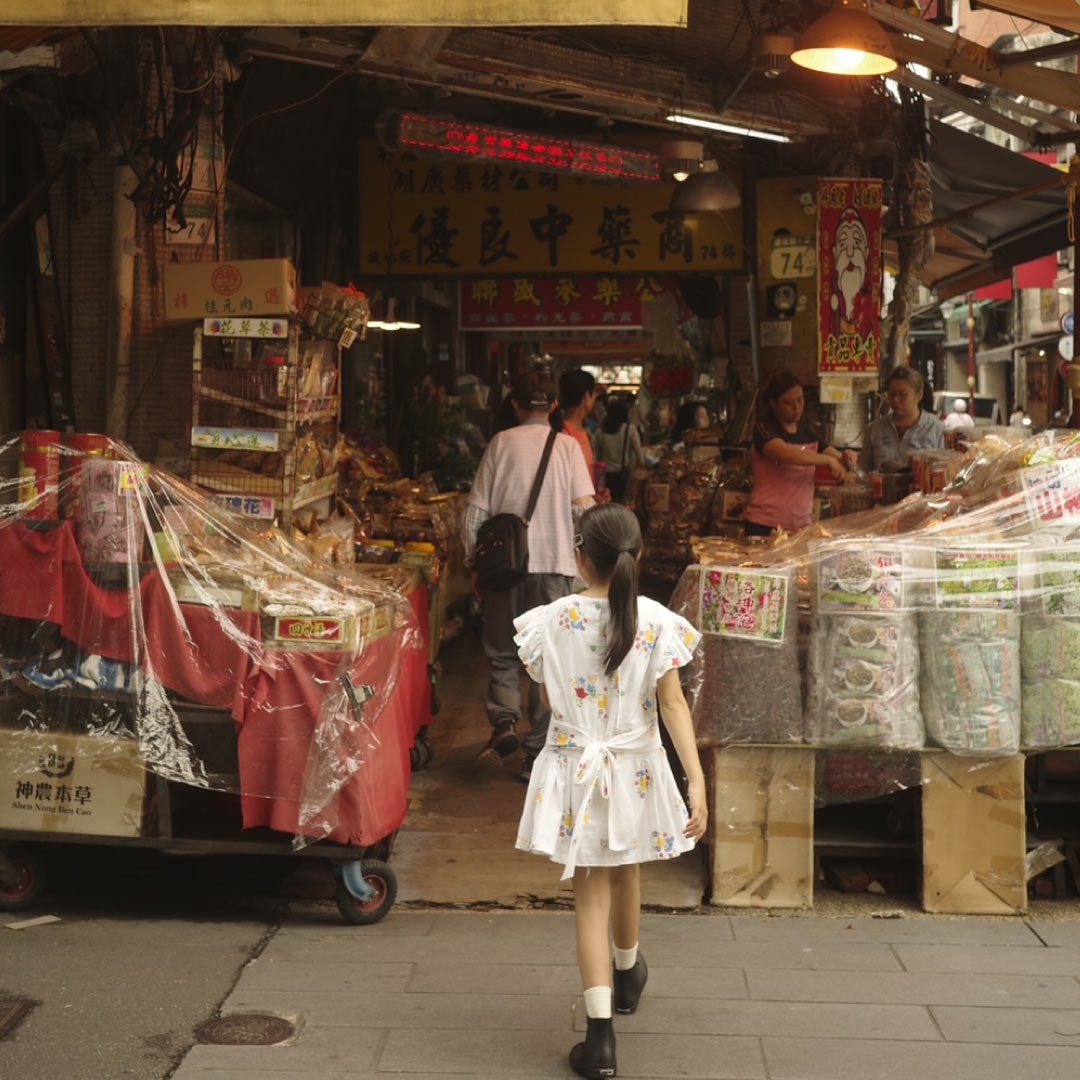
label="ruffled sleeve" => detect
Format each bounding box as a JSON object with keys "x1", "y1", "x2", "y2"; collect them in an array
[
  {"x1": 650, "y1": 609, "x2": 701, "y2": 679},
  {"x1": 513, "y1": 604, "x2": 548, "y2": 683}
]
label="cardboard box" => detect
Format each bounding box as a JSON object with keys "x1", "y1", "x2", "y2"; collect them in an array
[
  {"x1": 163, "y1": 258, "x2": 297, "y2": 321},
  {"x1": 0, "y1": 730, "x2": 147, "y2": 838},
  {"x1": 921, "y1": 752, "x2": 1027, "y2": 914},
  {"x1": 709, "y1": 745, "x2": 815, "y2": 908}
]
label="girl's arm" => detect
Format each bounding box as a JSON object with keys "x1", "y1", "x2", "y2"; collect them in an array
[
  {"x1": 822, "y1": 445, "x2": 859, "y2": 470},
  {"x1": 657, "y1": 668, "x2": 708, "y2": 841}
]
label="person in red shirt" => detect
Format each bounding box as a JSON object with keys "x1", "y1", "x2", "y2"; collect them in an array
[
  {"x1": 744, "y1": 370, "x2": 856, "y2": 536},
  {"x1": 557, "y1": 368, "x2": 598, "y2": 481}
]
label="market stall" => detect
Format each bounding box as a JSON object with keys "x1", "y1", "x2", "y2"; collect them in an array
[
  {"x1": 673, "y1": 427, "x2": 1080, "y2": 912},
  {"x1": 0, "y1": 432, "x2": 431, "y2": 922}
]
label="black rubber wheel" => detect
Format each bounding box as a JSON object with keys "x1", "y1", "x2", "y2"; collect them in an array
[
  {"x1": 0, "y1": 849, "x2": 46, "y2": 911},
  {"x1": 410, "y1": 744, "x2": 423, "y2": 770},
  {"x1": 417, "y1": 737, "x2": 434, "y2": 768},
  {"x1": 335, "y1": 860, "x2": 397, "y2": 925}
]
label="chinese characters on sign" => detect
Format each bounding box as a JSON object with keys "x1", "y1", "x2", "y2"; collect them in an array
[
  {"x1": 203, "y1": 317, "x2": 289, "y2": 338},
  {"x1": 934, "y1": 549, "x2": 1020, "y2": 610},
  {"x1": 459, "y1": 275, "x2": 675, "y2": 330},
  {"x1": 817, "y1": 178, "x2": 883, "y2": 376},
  {"x1": 214, "y1": 494, "x2": 277, "y2": 519},
  {"x1": 360, "y1": 142, "x2": 743, "y2": 276},
  {"x1": 699, "y1": 567, "x2": 789, "y2": 645}
]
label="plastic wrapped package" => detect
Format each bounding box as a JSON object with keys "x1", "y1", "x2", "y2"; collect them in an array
[
  {"x1": 806, "y1": 542, "x2": 923, "y2": 749},
  {"x1": 672, "y1": 556, "x2": 803, "y2": 746},
  {"x1": 1020, "y1": 547, "x2": 1080, "y2": 749},
  {"x1": 0, "y1": 431, "x2": 426, "y2": 849}
]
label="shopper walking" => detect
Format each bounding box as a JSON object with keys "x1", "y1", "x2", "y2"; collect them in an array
[
  {"x1": 512, "y1": 504, "x2": 707, "y2": 1079},
  {"x1": 464, "y1": 374, "x2": 595, "y2": 779},
  {"x1": 592, "y1": 399, "x2": 643, "y2": 503},
  {"x1": 558, "y1": 368, "x2": 599, "y2": 482}
]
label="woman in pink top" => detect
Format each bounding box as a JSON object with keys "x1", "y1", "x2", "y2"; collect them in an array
[{"x1": 744, "y1": 370, "x2": 856, "y2": 536}]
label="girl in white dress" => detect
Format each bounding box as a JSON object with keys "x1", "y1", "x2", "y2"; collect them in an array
[{"x1": 513, "y1": 503, "x2": 707, "y2": 1080}]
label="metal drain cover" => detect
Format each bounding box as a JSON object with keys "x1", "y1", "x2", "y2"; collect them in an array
[
  {"x1": 195, "y1": 1014, "x2": 295, "y2": 1046},
  {"x1": 0, "y1": 999, "x2": 35, "y2": 1040}
]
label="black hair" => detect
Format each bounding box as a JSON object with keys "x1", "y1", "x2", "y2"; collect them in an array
[
  {"x1": 511, "y1": 372, "x2": 556, "y2": 412},
  {"x1": 602, "y1": 398, "x2": 629, "y2": 434},
  {"x1": 578, "y1": 503, "x2": 641, "y2": 675},
  {"x1": 757, "y1": 370, "x2": 802, "y2": 423},
  {"x1": 674, "y1": 399, "x2": 708, "y2": 441},
  {"x1": 558, "y1": 368, "x2": 596, "y2": 410}
]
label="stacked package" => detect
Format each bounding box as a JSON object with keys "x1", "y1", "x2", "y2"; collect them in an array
[
  {"x1": 1021, "y1": 549, "x2": 1080, "y2": 749},
  {"x1": 918, "y1": 546, "x2": 1021, "y2": 754},
  {"x1": 672, "y1": 559, "x2": 803, "y2": 745},
  {"x1": 806, "y1": 542, "x2": 923, "y2": 749}
]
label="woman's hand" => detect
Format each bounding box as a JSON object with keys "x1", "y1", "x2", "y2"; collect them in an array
[
  {"x1": 826, "y1": 456, "x2": 848, "y2": 481},
  {"x1": 841, "y1": 448, "x2": 859, "y2": 471},
  {"x1": 684, "y1": 774, "x2": 708, "y2": 841}
]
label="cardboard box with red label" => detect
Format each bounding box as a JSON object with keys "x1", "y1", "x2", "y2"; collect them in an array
[{"x1": 163, "y1": 258, "x2": 298, "y2": 321}]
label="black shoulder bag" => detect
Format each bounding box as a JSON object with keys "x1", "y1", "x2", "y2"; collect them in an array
[
  {"x1": 473, "y1": 428, "x2": 559, "y2": 592},
  {"x1": 607, "y1": 424, "x2": 631, "y2": 502}
]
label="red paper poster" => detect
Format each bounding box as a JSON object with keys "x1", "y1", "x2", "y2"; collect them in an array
[{"x1": 817, "y1": 178, "x2": 883, "y2": 376}]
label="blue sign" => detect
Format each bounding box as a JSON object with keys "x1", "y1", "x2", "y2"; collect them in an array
[{"x1": 1063, "y1": 312, "x2": 1074, "y2": 336}]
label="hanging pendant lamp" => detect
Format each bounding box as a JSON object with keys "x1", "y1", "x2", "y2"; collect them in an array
[
  {"x1": 791, "y1": 1, "x2": 896, "y2": 76},
  {"x1": 668, "y1": 170, "x2": 741, "y2": 213}
]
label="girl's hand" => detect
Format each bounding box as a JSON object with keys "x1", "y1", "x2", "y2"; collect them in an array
[
  {"x1": 684, "y1": 776, "x2": 708, "y2": 841},
  {"x1": 826, "y1": 456, "x2": 848, "y2": 481}
]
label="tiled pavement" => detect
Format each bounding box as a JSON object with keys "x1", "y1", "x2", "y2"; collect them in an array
[{"x1": 172, "y1": 909, "x2": 1080, "y2": 1080}]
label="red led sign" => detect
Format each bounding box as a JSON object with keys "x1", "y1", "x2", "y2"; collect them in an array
[{"x1": 392, "y1": 113, "x2": 661, "y2": 183}]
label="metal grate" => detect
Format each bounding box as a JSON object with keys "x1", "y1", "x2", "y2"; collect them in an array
[{"x1": 195, "y1": 1014, "x2": 296, "y2": 1046}]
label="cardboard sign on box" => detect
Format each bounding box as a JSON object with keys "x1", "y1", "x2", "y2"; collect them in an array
[
  {"x1": 0, "y1": 730, "x2": 147, "y2": 838},
  {"x1": 921, "y1": 752, "x2": 1027, "y2": 915},
  {"x1": 163, "y1": 257, "x2": 297, "y2": 321}
]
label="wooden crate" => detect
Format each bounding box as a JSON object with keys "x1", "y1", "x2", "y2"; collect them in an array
[{"x1": 708, "y1": 745, "x2": 815, "y2": 909}]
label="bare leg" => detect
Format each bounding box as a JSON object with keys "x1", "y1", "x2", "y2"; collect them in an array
[
  {"x1": 609, "y1": 863, "x2": 640, "y2": 951},
  {"x1": 572, "y1": 866, "x2": 613, "y2": 990}
]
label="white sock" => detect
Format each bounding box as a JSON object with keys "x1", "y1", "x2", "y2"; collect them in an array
[
  {"x1": 612, "y1": 943, "x2": 638, "y2": 971},
  {"x1": 583, "y1": 985, "x2": 612, "y2": 1019}
]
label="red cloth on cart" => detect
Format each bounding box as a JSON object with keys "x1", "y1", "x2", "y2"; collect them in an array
[{"x1": 0, "y1": 521, "x2": 431, "y2": 845}]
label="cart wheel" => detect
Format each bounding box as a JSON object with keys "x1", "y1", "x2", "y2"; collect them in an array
[
  {"x1": 0, "y1": 849, "x2": 46, "y2": 911},
  {"x1": 417, "y1": 737, "x2": 434, "y2": 768},
  {"x1": 336, "y1": 860, "x2": 397, "y2": 925}
]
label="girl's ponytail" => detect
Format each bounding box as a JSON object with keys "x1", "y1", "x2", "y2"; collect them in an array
[
  {"x1": 577, "y1": 503, "x2": 642, "y2": 676},
  {"x1": 604, "y1": 548, "x2": 638, "y2": 675}
]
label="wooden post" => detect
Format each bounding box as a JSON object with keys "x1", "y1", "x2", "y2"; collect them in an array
[
  {"x1": 105, "y1": 166, "x2": 137, "y2": 440},
  {"x1": 967, "y1": 291, "x2": 977, "y2": 412}
]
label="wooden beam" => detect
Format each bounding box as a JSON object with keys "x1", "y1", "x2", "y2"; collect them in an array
[
  {"x1": 998, "y1": 38, "x2": 1080, "y2": 67},
  {"x1": 361, "y1": 27, "x2": 452, "y2": 71},
  {"x1": 891, "y1": 66, "x2": 1036, "y2": 144},
  {"x1": 868, "y1": 0, "x2": 1080, "y2": 113}
]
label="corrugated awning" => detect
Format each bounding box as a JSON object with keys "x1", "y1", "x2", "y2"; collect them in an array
[
  {"x1": 0, "y1": 0, "x2": 687, "y2": 26},
  {"x1": 886, "y1": 121, "x2": 1069, "y2": 302}
]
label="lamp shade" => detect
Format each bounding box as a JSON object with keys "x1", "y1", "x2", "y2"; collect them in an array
[
  {"x1": 668, "y1": 170, "x2": 741, "y2": 213},
  {"x1": 791, "y1": 5, "x2": 896, "y2": 76}
]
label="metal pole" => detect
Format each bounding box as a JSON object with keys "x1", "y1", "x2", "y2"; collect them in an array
[{"x1": 967, "y1": 291, "x2": 977, "y2": 414}]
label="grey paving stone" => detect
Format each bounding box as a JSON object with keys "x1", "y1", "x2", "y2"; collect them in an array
[
  {"x1": 404, "y1": 961, "x2": 748, "y2": 1000},
  {"x1": 582, "y1": 999, "x2": 939, "y2": 1041},
  {"x1": 377, "y1": 1028, "x2": 574, "y2": 1074},
  {"x1": 378, "y1": 1029, "x2": 762, "y2": 1078},
  {"x1": 277, "y1": 911, "x2": 438, "y2": 938},
  {"x1": 179, "y1": 1028, "x2": 383, "y2": 1074},
  {"x1": 729, "y1": 916, "x2": 1040, "y2": 946},
  {"x1": 1028, "y1": 920, "x2": 1080, "y2": 948},
  {"x1": 895, "y1": 944, "x2": 1080, "y2": 975},
  {"x1": 612, "y1": 1033, "x2": 765, "y2": 1079},
  {"x1": 932, "y1": 1004, "x2": 1080, "y2": 1045},
  {"x1": 222, "y1": 989, "x2": 573, "y2": 1031},
  {"x1": 241, "y1": 960, "x2": 413, "y2": 993},
  {"x1": 748, "y1": 968, "x2": 1080, "y2": 1008},
  {"x1": 764, "y1": 1037, "x2": 1080, "y2": 1079}
]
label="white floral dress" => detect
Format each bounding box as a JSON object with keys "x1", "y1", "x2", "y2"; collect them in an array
[{"x1": 513, "y1": 594, "x2": 701, "y2": 880}]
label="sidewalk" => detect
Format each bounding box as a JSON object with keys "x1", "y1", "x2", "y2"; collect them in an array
[{"x1": 172, "y1": 908, "x2": 1080, "y2": 1080}]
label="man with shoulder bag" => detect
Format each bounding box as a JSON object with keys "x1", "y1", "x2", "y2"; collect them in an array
[{"x1": 463, "y1": 374, "x2": 594, "y2": 779}]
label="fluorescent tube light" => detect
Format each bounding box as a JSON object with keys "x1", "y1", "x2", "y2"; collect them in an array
[{"x1": 665, "y1": 114, "x2": 792, "y2": 143}]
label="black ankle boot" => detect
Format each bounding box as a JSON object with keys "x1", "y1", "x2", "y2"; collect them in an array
[
  {"x1": 569, "y1": 1016, "x2": 616, "y2": 1079},
  {"x1": 613, "y1": 954, "x2": 647, "y2": 1014}
]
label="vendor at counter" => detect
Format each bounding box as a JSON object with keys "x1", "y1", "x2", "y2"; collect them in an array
[
  {"x1": 744, "y1": 370, "x2": 857, "y2": 536},
  {"x1": 859, "y1": 366, "x2": 945, "y2": 471}
]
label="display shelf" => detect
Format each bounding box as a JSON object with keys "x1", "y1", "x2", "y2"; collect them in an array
[{"x1": 190, "y1": 321, "x2": 340, "y2": 527}]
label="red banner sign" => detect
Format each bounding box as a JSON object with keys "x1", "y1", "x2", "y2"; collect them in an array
[
  {"x1": 459, "y1": 275, "x2": 675, "y2": 331},
  {"x1": 817, "y1": 178, "x2": 883, "y2": 376}
]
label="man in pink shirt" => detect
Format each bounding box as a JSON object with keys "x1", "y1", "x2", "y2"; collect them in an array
[{"x1": 463, "y1": 374, "x2": 595, "y2": 778}]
